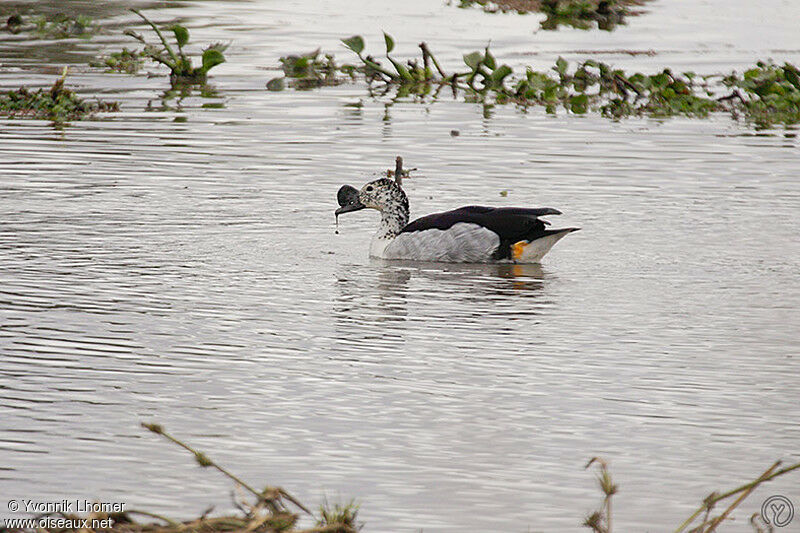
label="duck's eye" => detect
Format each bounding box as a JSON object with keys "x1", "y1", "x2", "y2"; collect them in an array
[{"x1": 366, "y1": 186, "x2": 374, "y2": 192}]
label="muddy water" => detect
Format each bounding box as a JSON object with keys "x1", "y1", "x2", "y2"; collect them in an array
[{"x1": 1, "y1": 1, "x2": 799, "y2": 531}]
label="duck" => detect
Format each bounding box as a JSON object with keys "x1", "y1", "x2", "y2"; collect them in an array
[{"x1": 335, "y1": 177, "x2": 579, "y2": 263}]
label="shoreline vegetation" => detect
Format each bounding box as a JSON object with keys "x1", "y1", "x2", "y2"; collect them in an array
[
  {"x1": 3, "y1": 423, "x2": 798, "y2": 533},
  {"x1": 0, "y1": 67, "x2": 118, "y2": 126}
]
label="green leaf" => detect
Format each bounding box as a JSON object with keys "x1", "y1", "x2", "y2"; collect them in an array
[
  {"x1": 650, "y1": 72, "x2": 670, "y2": 88},
  {"x1": 490, "y1": 65, "x2": 513, "y2": 85},
  {"x1": 170, "y1": 25, "x2": 189, "y2": 48},
  {"x1": 388, "y1": 57, "x2": 412, "y2": 81},
  {"x1": 383, "y1": 32, "x2": 395, "y2": 54},
  {"x1": 555, "y1": 56, "x2": 568, "y2": 75},
  {"x1": 342, "y1": 35, "x2": 365, "y2": 55},
  {"x1": 266, "y1": 77, "x2": 285, "y2": 91},
  {"x1": 463, "y1": 51, "x2": 483, "y2": 71},
  {"x1": 484, "y1": 47, "x2": 496, "y2": 70},
  {"x1": 569, "y1": 93, "x2": 589, "y2": 113},
  {"x1": 201, "y1": 48, "x2": 225, "y2": 73},
  {"x1": 784, "y1": 65, "x2": 800, "y2": 90}
]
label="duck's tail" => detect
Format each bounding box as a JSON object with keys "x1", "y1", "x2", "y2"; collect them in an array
[{"x1": 512, "y1": 228, "x2": 579, "y2": 263}]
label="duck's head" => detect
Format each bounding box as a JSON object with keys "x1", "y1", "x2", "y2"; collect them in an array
[{"x1": 335, "y1": 178, "x2": 409, "y2": 216}]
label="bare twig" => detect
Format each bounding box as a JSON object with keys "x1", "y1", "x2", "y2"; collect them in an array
[
  {"x1": 419, "y1": 42, "x2": 446, "y2": 78},
  {"x1": 125, "y1": 509, "x2": 182, "y2": 527},
  {"x1": 702, "y1": 462, "x2": 781, "y2": 533},
  {"x1": 140, "y1": 422, "x2": 312, "y2": 516},
  {"x1": 674, "y1": 460, "x2": 800, "y2": 533},
  {"x1": 394, "y1": 156, "x2": 403, "y2": 186},
  {"x1": 130, "y1": 9, "x2": 179, "y2": 67}
]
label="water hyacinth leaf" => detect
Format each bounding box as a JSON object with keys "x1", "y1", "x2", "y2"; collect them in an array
[
  {"x1": 484, "y1": 47, "x2": 496, "y2": 70},
  {"x1": 201, "y1": 48, "x2": 225, "y2": 72},
  {"x1": 266, "y1": 77, "x2": 285, "y2": 91},
  {"x1": 556, "y1": 56, "x2": 568, "y2": 76},
  {"x1": 342, "y1": 35, "x2": 365, "y2": 55},
  {"x1": 296, "y1": 55, "x2": 310, "y2": 69},
  {"x1": 570, "y1": 93, "x2": 589, "y2": 113},
  {"x1": 784, "y1": 64, "x2": 800, "y2": 89},
  {"x1": 490, "y1": 64, "x2": 513, "y2": 85},
  {"x1": 388, "y1": 57, "x2": 412, "y2": 81},
  {"x1": 650, "y1": 72, "x2": 670, "y2": 88},
  {"x1": 383, "y1": 32, "x2": 395, "y2": 54},
  {"x1": 170, "y1": 25, "x2": 189, "y2": 48},
  {"x1": 463, "y1": 51, "x2": 483, "y2": 71}
]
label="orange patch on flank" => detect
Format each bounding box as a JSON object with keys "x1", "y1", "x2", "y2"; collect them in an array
[{"x1": 511, "y1": 241, "x2": 528, "y2": 260}]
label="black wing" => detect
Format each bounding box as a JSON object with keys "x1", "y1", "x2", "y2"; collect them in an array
[{"x1": 400, "y1": 205, "x2": 564, "y2": 260}]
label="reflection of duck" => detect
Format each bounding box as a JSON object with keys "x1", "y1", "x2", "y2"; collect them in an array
[
  {"x1": 385, "y1": 261, "x2": 545, "y2": 294},
  {"x1": 332, "y1": 261, "x2": 548, "y2": 344},
  {"x1": 336, "y1": 178, "x2": 578, "y2": 263}
]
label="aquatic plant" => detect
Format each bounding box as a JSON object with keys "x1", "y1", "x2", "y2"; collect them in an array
[
  {"x1": 4, "y1": 14, "x2": 25, "y2": 34},
  {"x1": 268, "y1": 49, "x2": 351, "y2": 91},
  {"x1": 0, "y1": 68, "x2": 119, "y2": 125},
  {"x1": 721, "y1": 60, "x2": 800, "y2": 127},
  {"x1": 32, "y1": 13, "x2": 96, "y2": 39},
  {"x1": 539, "y1": 0, "x2": 629, "y2": 31},
  {"x1": 90, "y1": 48, "x2": 145, "y2": 74},
  {"x1": 272, "y1": 35, "x2": 800, "y2": 127},
  {"x1": 3, "y1": 13, "x2": 97, "y2": 39},
  {"x1": 454, "y1": 0, "x2": 648, "y2": 31},
  {"x1": 123, "y1": 9, "x2": 227, "y2": 86}
]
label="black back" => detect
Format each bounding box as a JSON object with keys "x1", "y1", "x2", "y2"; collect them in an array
[{"x1": 400, "y1": 206, "x2": 563, "y2": 260}]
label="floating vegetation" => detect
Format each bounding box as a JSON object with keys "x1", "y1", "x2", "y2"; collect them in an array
[
  {"x1": 273, "y1": 35, "x2": 800, "y2": 127},
  {"x1": 3, "y1": 13, "x2": 97, "y2": 39},
  {"x1": 121, "y1": 9, "x2": 227, "y2": 86},
  {"x1": 721, "y1": 61, "x2": 800, "y2": 127},
  {"x1": 454, "y1": 0, "x2": 649, "y2": 31},
  {"x1": 3, "y1": 422, "x2": 798, "y2": 533},
  {"x1": 267, "y1": 49, "x2": 352, "y2": 91},
  {"x1": 271, "y1": 34, "x2": 456, "y2": 96},
  {"x1": 90, "y1": 48, "x2": 145, "y2": 74},
  {"x1": 4, "y1": 14, "x2": 25, "y2": 34},
  {"x1": 0, "y1": 68, "x2": 119, "y2": 125}
]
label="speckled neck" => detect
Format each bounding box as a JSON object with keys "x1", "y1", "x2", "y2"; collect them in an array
[{"x1": 377, "y1": 203, "x2": 409, "y2": 239}]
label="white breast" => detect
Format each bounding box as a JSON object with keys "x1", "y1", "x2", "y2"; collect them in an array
[{"x1": 378, "y1": 222, "x2": 500, "y2": 262}]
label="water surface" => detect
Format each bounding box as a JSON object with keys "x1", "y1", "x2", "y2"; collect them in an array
[{"x1": 1, "y1": 1, "x2": 799, "y2": 531}]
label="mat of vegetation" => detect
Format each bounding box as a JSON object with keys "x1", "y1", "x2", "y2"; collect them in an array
[
  {"x1": 4, "y1": 13, "x2": 98, "y2": 39},
  {"x1": 269, "y1": 35, "x2": 800, "y2": 128},
  {"x1": 454, "y1": 0, "x2": 651, "y2": 31},
  {"x1": 0, "y1": 69, "x2": 119, "y2": 125}
]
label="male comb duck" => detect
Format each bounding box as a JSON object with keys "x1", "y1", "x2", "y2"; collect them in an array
[{"x1": 335, "y1": 176, "x2": 578, "y2": 263}]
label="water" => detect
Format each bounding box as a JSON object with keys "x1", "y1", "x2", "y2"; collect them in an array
[{"x1": 1, "y1": 1, "x2": 799, "y2": 531}]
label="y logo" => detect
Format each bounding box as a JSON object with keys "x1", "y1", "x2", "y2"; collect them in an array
[{"x1": 761, "y1": 495, "x2": 795, "y2": 528}]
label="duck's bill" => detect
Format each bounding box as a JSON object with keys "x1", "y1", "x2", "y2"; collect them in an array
[
  {"x1": 335, "y1": 202, "x2": 365, "y2": 215},
  {"x1": 335, "y1": 184, "x2": 365, "y2": 215}
]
